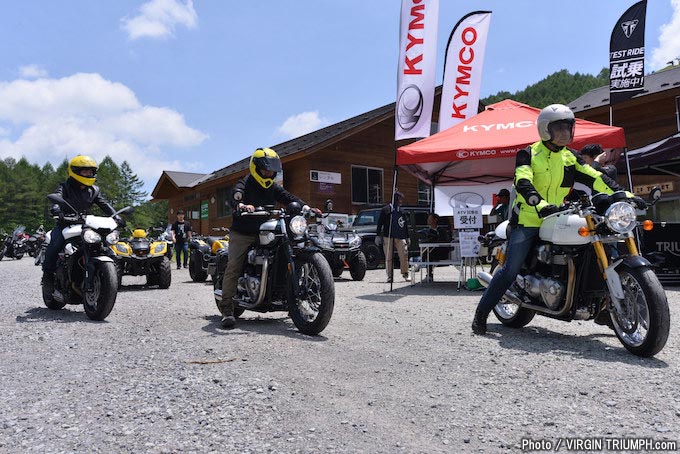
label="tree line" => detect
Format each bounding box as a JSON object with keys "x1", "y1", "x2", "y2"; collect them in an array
[
  {"x1": 481, "y1": 68, "x2": 610, "y2": 108},
  {"x1": 0, "y1": 156, "x2": 168, "y2": 237}
]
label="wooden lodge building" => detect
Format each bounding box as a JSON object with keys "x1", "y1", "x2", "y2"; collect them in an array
[{"x1": 152, "y1": 66, "x2": 680, "y2": 234}]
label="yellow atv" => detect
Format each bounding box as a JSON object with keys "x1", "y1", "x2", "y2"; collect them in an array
[
  {"x1": 188, "y1": 228, "x2": 229, "y2": 282},
  {"x1": 110, "y1": 229, "x2": 172, "y2": 288}
]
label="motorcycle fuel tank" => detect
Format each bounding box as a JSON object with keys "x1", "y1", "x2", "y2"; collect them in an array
[{"x1": 539, "y1": 212, "x2": 589, "y2": 245}]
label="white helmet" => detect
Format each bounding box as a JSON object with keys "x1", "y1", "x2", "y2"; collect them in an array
[{"x1": 537, "y1": 104, "x2": 575, "y2": 142}]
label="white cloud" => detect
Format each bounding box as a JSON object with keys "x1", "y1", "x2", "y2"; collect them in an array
[
  {"x1": 121, "y1": 0, "x2": 197, "y2": 40},
  {"x1": 0, "y1": 72, "x2": 208, "y2": 186},
  {"x1": 276, "y1": 111, "x2": 328, "y2": 139},
  {"x1": 651, "y1": 0, "x2": 680, "y2": 69},
  {"x1": 19, "y1": 64, "x2": 48, "y2": 79}
]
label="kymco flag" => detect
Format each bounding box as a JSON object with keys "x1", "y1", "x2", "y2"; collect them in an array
[
  {"x1": 439, "y1": 11, "x2": 491, "y2": 132},
  {"x1": 610, "y1": 0, "x2": 646, "y2": 105},
  {"x1": 395, "y1": 0, "x2": 439, "y2": 140}
]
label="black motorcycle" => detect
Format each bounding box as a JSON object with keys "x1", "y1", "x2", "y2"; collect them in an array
[
  {"x1": 213, "y1": 202, "x2": 335, "y2": 335},
  {"x1": 42, "y1": 194, "x2": 131, "y2": 321},
  {"x1": 0, "y1": 226, "x2": 28, "y2": 260},
  {"x1": 188, "y1": 228, "x2": 229, "y2": 282}
]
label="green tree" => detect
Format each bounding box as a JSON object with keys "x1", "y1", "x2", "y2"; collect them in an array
[
  {"x1": 96, "y1": 156, "x2": 122, "y2": 210},
  {"x1": 119, "y1": 161, "x2": 147, "y2": 208}
]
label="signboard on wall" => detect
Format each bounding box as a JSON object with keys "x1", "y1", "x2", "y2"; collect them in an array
[
  {"x1": 201, "y1": 200, "x2": 209, "y2": 220},
  {"x1": 311, "y1": 170, "x2": 341, "y2": 184}
]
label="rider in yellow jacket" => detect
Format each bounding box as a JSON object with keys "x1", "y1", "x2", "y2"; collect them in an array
[{"x1": 471, "y1": 104, "x2": 645, "y2": 335}]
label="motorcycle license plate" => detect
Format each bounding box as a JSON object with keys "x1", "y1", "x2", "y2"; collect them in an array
[{"x1": 339, "y1": 254, "x2": 346, "y2": 260}]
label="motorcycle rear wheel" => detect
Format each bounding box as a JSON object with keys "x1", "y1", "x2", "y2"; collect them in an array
[
  {"x1": 83, "y1": 261, "x2": 118, "y2": 321},
  {"x1": 493, "y1": 284, "x2": 535, "y2": 328},
  {"x1": 14, "y1": 252, "x2": 23, "y2": 260},
  {"x1": 289, "y1": 252, "x2": 335, "y2": 335},
  {"x1": 610, "y1": 265, "x2": 670, "y2": 357}
]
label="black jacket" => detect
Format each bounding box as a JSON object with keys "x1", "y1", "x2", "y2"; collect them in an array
[
  {"x1": 376, "y1": 204, "x2": 409, "y2": 239},
  {"x1": 52, "y1": 178, "x2": 116, "y2": 225},
  {"x1": 229, "y1": 175, "x2": 304, "y2": 235}
]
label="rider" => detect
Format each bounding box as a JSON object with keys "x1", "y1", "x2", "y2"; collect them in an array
[
  {"x1": 42, "y1": 156, "x2": 122, "y2": 302},
  {"x1": 219, "y1": 148, "x2": 320, "y2": 329},
  {"x1": 470, "y1": 104, "x2": 645, "y2": 335}
]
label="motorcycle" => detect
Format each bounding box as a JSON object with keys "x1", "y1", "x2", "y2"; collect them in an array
[
  {"x1": 42, "y1": 193, "x2": 131, "y2": 321},
  {"x1": 309, "y1": 203, "x2": 366, "y2": 280},
  {"x1": 477, "y1": 188, "x2": 669, "y2": 357},
  {"x1": 212, "y1": 202, "x2": 335, "y2": 335},
  {"x1": 34, "y1": 230, "x2": 51, "y2": 267},
  {"x1": 109, "y1": 228, "x2": 172, "y2": 288},
  {"x1": 25, "y1": 227, "x2": 46, "y2": 258},
  {"x1": 188, "y1": 228, "x2": 229, "y2": 282},
  {"x1": 0, "y1": 226, "x2": 29, "y2": 260}
]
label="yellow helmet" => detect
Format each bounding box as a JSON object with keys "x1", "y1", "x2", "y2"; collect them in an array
[
  {"x1": 249, "y1": 148, "x2": 282, "y2": 189},
  {"x1": 132, "y1": 229, "x2": 147, "y2": 238},
  {"x1": 68, "y1": 155, "x2": 98, "y2": 186}
]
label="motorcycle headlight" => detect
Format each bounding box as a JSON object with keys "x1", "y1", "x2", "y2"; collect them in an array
[
  {"x1": 106, "y1": 231, "x2": 120, "y2": 245},
  {"x1": 289, "y1": 215, "x2": 307, "y2": 236},
  {"x1": 83, "y1": 229, "x2": 102, "y2": 244},
  {"x1": 350, "y1": 236, "x2": 362, "y2": 248},
  {"x1": 605, "y1": 201, "x2": 637, "y2": 233}
]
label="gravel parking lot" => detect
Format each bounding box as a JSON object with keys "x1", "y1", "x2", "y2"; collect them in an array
[{"x1": 1, "y1": 257, "x2": 679, "y2": 453}]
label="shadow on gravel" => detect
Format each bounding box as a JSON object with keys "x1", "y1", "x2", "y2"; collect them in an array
[
  {"x1": 490, "y1": 325, "x2": 668, "y2": 368},
  {"x1": 15, "y1": 307, "x2": 101, "y2": 324},
  {"x1": 200, "y1": 315, "x2": 329, "y2": 342},
  {"x1": 355, "y1": 292, "x2": 406, "y2": 303},
  {"x1": 118, "y1": 285, "x2": 165, "y2": 292}
]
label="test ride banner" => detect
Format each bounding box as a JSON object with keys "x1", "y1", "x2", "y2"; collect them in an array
[
  {"x1": 395, "y1": 0, "x2": 439, "y2": 140},
  {"x1": 438, "y1": 11, "x2": 492, "y2": 132},
  {"x1": 609, "y1": 0, "x2": 646, "y2": 105}
]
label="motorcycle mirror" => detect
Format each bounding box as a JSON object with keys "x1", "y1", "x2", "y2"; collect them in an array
[
  {"x1": 115, "y1": 206, "x2": 134, "y2": 216},
  {"x1": 47, "y1": 193, "x2": 79, "y2": 215}
]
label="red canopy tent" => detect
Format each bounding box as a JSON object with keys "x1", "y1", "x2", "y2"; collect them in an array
[{"x1": 397, "y1": 99, "x2": 627, "y2": 186}]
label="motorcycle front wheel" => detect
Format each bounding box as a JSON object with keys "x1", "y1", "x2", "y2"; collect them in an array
[
  {"x1": 610, "y1": 265, "x2": 670, "y2": 357},
  {"x1": 289, "y1": 252, "x2": 335, "y2": 335},
  {"x1": 0, "y1": 245, "x2": 6, "y2": 260},
  {"x1": 83, "y1": 261, "x2": 118, "y2": 321}
]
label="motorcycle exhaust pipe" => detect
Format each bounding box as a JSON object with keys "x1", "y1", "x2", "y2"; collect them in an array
[{"x1": 477, "y1": 271, "x2": 523, "y2": 306}]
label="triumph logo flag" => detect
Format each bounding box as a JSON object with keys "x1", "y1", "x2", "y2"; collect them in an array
[
  {"x1": 395, "y1": 0, "x2": 439, "y2": 140},
  {"x1": 610, "y1": 0, "x2": 647, "y2": 105},
  {"x1": 438, "y1": 11, "x2": 492, "y2": 132}
]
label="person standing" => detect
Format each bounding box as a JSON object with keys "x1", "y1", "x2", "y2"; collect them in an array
[
  {"x1": 490, "y1": 188, "x2": 511, "y2": 222},
  {"x1": 417, "y1": 212, "x2": 451, "y2": 282},
  {"x1": 376, "y1": 191, "x2": 410, "y2": 283},
  {"x1": 171, "y1": 210, "x2": 192, "y2": 269}
]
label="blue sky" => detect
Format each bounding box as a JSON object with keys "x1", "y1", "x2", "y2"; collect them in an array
[{"x1": 0, "y1": 0, "x2": 678, "y2": 194}]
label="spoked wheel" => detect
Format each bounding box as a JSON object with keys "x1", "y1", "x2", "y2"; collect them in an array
[
  {"x1": 609, "y1": 266, "x2": 669, "y2": 357},
  {"x1": 83, "y1": 261, "x2": 118, "y2": 321},
  {"x1": 493, "y1": 284, "x2": 535, "y2": 328},
  {"x1": 289, "y1": 252, "x2": 334, "y2": 335}
]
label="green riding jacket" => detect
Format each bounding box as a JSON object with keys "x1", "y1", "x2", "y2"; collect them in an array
[{"x1": 512, "y1": 141, "x2": 626, "y2": 227}]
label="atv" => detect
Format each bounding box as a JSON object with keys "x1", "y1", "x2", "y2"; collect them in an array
[
  {"x1": 309, "y1": 200, "x2": 366, "y2": 280},
  {"x1": 110, "y1": 229, "x2": 172, "y2": 288},
  {"x1": 188, "y1": 228, "x2": 229, "y2": 282}
]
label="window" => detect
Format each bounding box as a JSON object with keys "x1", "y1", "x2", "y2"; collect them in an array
[
  {"x1": 216, "y1": 186, "x2": 232, "y2": 218},
  {"x1": 417, "y1": 180, "x2": 432, "y2": 206},
  {"x1": 186, "y1": 204, "x2": 199, "y2": 220},
  {"x1": 351, "y1": 166, "x2": 383, "y2": 205}
]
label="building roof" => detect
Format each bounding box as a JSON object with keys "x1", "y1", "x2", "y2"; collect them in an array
[
  {"x1": 164, "y1": 171, "x2": 209, "y2": 188},
  {"x1": 570, "y1": 65, "x2": 680, "y2": 112},
  {"x1": 200, "y1": 101, "x2": 396, "y2": 185}
]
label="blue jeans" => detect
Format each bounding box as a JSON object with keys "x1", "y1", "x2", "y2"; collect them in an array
[
  {"x1": 42, "y1": 226, "x2": 65, "y2": 274},
  {"x1": 175, "y1": 241, "x2": 189, "y2": 267},
  {"x1": 475, "y1": 226, "x2": 540, "y2": 316}
]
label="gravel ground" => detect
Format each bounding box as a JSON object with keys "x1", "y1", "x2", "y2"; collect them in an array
[{"x1": 1, "y1": 257, "x2": 679, "y2": 454}]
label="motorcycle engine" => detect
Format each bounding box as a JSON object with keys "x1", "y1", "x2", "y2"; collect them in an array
[
  {"x1": 237, "y1": 276, "x2": 261, "y2": 302},
  {"x1": 516, "y1": 274, "x2": 565, "y2": 311}
]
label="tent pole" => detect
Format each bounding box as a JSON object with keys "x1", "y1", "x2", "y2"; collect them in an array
[{"x1": 386, "y1": 165, "x2": 399, "y2": 292}]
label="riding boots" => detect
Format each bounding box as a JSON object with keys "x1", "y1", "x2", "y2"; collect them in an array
[
  {"x1": 471, "y1": 307, "x2": 488, "y2": 335},
  {"x1": 220, "y1": 299, "x2": 236, "y2": 329}
]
